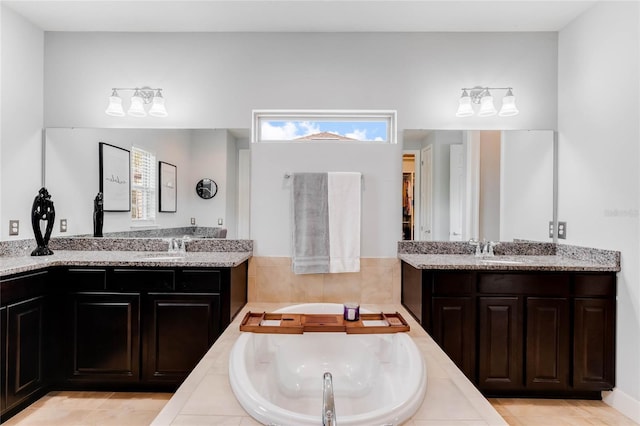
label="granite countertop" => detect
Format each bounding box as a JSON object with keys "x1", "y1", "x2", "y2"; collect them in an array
[
  {"x1": 0, "y1": 250, "x2": 252, "y2": 277},
  {"x1": 151, "y1": 302, "x2": 508, "y2": 426},
  {"x1": 398, "y1": 253, "x2": 620, "y2": 272}
]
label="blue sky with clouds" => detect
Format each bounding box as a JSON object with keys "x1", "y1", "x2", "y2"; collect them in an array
[{"x1": 261, "y1": 120, "x2": 387, "y2": 141}]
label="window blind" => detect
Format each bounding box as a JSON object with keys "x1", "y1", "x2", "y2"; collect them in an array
[{"x1": 131, "y1": 146, "x2": 156, "y2": 221}]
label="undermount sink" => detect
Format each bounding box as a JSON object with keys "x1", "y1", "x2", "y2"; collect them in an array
[
  {"x1": 479, "y1": 258, "x2": 524, "y2": 265},
  {"x1": 139, "y1": 254, "x2": 185, "y2": 261}
]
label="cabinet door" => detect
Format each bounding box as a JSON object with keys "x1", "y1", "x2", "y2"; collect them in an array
[
  {"x1": 6, "y1": 297, "x2": 45, "y2": 411},
  {"x1": 432, "y1": 297, "x2": 475, "y2": 380},
  {"x1": 478, "y1": 297, "x2": 523, "y2": 391},
  {"x1": 401, "y1": 262, "x2": 428, "y2": 327},
  {"x1": 1, "y1": 306, "x2": 7, "y2": 414},
  {"x1": 573, "y1": 298, "x2": 615, "y2": 390},
  {"x1": 67, "y1": 292, "x2": 140, "y2": 383},
  {"x1": 526, "y1": 297, "x2": 570, "y2": 390},
  {"x1": 143, "y1": 293, "x2": 220, "y2": 384}
]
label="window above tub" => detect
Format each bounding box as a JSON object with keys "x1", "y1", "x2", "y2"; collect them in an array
[{"x1": 252, "y1": 110, "x2": 397, "y2": 144}]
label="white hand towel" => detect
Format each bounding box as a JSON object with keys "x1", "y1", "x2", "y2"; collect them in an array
[{"x1": 328, "y1": 172, "x2": 361, "y2": 273}]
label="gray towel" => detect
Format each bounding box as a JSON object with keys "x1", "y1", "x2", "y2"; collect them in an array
[{"x1": 291, "y1": 173, "x2": 330, "y2": 274}]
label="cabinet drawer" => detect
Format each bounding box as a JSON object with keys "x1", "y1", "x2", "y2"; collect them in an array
[
  {"x1": 0, "y1": 271, "x2": 48, "y2": 306},
  {"x1": 432, "y1": 272, "x2": 474, "y2": 295},
  {"x1": 574, "y1": 274, "x2": 615, "y2": 297},
  {"x1": 478, "y1": 273, "x2": 570, "y2": 296},
  {"x1": 110, "y1": 269, "x2": 175, "y2": 291},
  {"x1": 66, "y1": 269, "x2": 107, "y2": 291},
  {"x1": 177, "y1": 270, "x2": 222, "y2": 292}
]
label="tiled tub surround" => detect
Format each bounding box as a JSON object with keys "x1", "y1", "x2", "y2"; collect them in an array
[
  {"x1": 151, "y1": 302, "x2": 508, "y2": 426},
  {"x1": 247, "y1": 242, "x2": 619, "y2": 307},
  {"x1": 247, "y1": 257, "x2": 402, "y2": 305}
]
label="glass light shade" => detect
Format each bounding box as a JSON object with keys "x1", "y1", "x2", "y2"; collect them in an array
[
  {"x1": 149, "y1": 95, "x2": 168, "y2": 117},
  {"x1": 478, "y1": 95, "x2": 497, "y2": 117},
  {"x1": 499, "y1": 94, "x2": 519, "y2": 117},
  {"x1": 456, "y1": 95, "x2": 474, "y2": 117},
  {"x1": 105, "y1": 95, "x2": 125, "y2": 117},
  {"x1": 127, "y1": 95, "x2": 147, "y2": 117}
]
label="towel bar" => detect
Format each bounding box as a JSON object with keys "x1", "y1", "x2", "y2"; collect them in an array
[{"x1": 284, "y1": 172, "x2": 364, "y2": 182}]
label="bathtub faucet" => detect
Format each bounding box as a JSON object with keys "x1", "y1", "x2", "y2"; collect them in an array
[{"x1": 322, "y1": 372, "x2": 337, "y2": 426}]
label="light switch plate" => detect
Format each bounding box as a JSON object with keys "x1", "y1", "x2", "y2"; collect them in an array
[{"x1": 9, "y1": 220, "x2": 19, "y2": 236}]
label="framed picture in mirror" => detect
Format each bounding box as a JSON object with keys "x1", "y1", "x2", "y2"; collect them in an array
[
  {"x1": 159, "y1": 161, "x2": 177, "y2": 212},
  {"x1": 99, "y1": 142, "x2": 131, "y2": 212}
]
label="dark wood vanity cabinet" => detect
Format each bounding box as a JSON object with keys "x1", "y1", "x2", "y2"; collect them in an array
[
  {"x1": 573, "y1": 274, "x2": 616, "y2": 391},
  {"x1": 0, "y1": 271, "x2": 50, "y2": 419},
  {"x1": 62, "y1": 268, "x2": 141, "y2": 384},
  {"x1": 430, "y1": 272, "x2": 476, "y2": 381},
  {"x1": 61, "y1": 263, "x2": 247, "y2": 389},
  {"x1": 401, "y1": 263, "x2": 616, "y2": 397},
  {"x1": 66, "y1": 292, "x2": 141, "y2": 384}
]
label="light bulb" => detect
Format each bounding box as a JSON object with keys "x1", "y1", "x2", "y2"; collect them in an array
[
  {"x1": 149, "y1": 91, "x2": 168, "y2": 117},
  {"x1": 477, "y1": 93, "x2": 497, "y2": 117},
  {"x1": 127, "y1": 91, "x2": 147, "y2": 117},
  {"x1": 499, "y1": 89, "x2": 519, "y2": 117},
  {"x1": 105, "y1": 90, "x2": 125, "y2": 117},
  {"x1": 456, "y1": 90, "x2": 474, "y2": 117}
]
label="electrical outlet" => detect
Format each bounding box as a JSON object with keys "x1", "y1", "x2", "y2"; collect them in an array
[
  {"x1": 60, "y1": 219, "x2": 68, "y2": 233},
  {"x1": 558, "y1": 221, "x2": 567, "y2": 239},
  {"x1": 9, "y1": 220, "x2": 19, "y2": 236},
  {"x1": 548, "y1": 221, "x2": 554, "y2": 238},
  {"x1": 218, "y1": 218, "x2": 223, "y2": 226},
  {"x1": 190, "y1": 217, "x2": 196, "y2": 226}
]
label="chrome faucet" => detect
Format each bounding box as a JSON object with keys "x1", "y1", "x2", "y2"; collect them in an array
[
  {"x1": 322, "y1": 372, "x2": 337, "y2": 426},
  {"x1": 485, "y1": 241, "x2": 499, "y2": 256},
  {"x1": 469, "y1": 239, "x2": 482, "y2": 257},
  {"x1": 469, "y1": 239, "x2": 499, "y2": 257}
]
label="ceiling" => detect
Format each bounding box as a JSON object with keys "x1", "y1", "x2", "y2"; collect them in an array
[{"x1": 4, "y1": 0, "x2": 597, "y2": 33}]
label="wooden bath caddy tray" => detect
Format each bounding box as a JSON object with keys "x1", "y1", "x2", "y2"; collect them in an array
[{"x1": 239, "y1": 311, "x2": 410, "y2": 334}]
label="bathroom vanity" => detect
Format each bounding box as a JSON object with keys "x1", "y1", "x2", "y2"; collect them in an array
[
  {"x1": 400, "y1": 247, "x2": 619, "y2": 399},
  {"x1": 0, "y1": 247, "x2": 250, "y2": 421}
]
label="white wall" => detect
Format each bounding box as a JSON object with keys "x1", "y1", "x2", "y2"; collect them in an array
[
  {"x1": 559, "y1": 1, "x2": 640, "y2": 420},
  {"x1": 0, "y1": 5, "x2": 44, "y2": 240},
  {"x1": 44, "y1": 128, "x2": 229, "y2": 235},
  {"x1": 479, "y1": 131, "x2": 501, "y2": 241},
  {"x1": 225, "y1": 132, "x2": 238, "y2": 238},
  {"x1": 188, "y1": 129, "x2": 231, "y2": 230},
  {"x1": 43, "y1": 32, "x2": 558, "y2": 131},
  {"x1": 40, "y1": 31, "x2": 558, "y2": 254},
  {"x1": 500, "y1": 130, "x2": 554, "y2": 242},
  {"x1": 251, "y1": 142, "x2": 401, "y2": 257}
]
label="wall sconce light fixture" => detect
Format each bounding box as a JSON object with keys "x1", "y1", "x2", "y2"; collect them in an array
[
  {"x1": 105, "y1": 87, "x2": 168, "y2": 118},
  {"x1": 456, "y1": 86, "x2": 519, "y2": 118}
]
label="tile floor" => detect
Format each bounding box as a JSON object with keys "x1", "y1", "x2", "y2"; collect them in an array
[
  {"x1": 489, "y1": 398, "x2": 639, "y2": 426},
  {"x1": 1, "y1": 391, "x2": 172, "y2": 426},
  {"x1": 1, "y1": 391, "x2": 638, "y2": 425}
]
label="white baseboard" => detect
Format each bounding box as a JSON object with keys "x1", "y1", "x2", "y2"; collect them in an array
[{"x1": 603, "y1": 389, "x2": 640, "y2": 424}]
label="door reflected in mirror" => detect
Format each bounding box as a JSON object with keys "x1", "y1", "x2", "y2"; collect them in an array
[{"x1": 402, "y1": 130, "x2": 554, "y2": 243}]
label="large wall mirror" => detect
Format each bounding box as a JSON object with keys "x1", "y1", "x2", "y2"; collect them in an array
[
  {"x1": 43, "y1": 127, "x2": 250, "y2": 238},
  {"x1": 402, "y1": 129, "x2": 555, "y2": 243}
]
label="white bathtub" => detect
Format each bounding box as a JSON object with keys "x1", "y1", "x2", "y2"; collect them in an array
[{"x1": 229, "y1": 303, "x2": 427, "y2": 426}]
